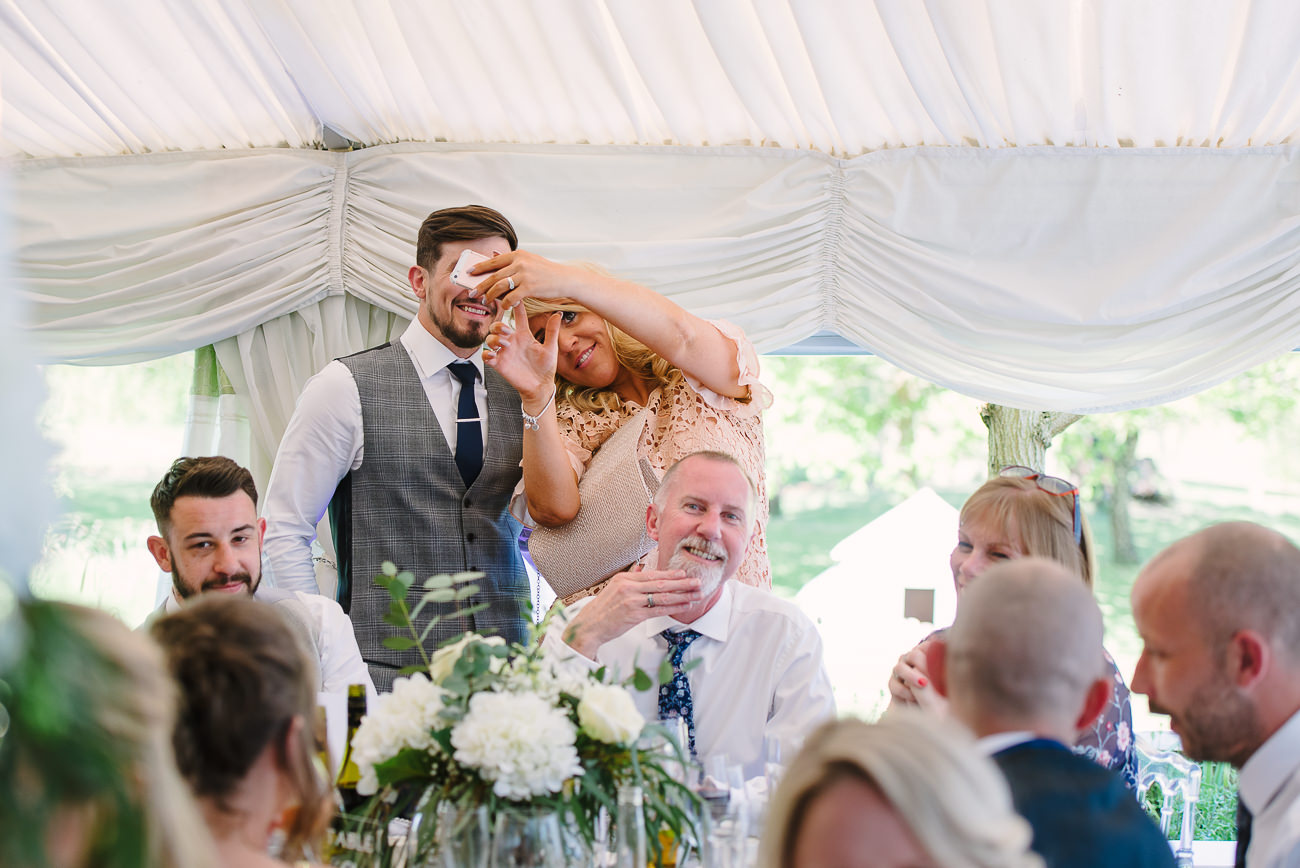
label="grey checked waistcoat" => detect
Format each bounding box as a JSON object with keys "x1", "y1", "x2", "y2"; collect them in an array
[{"x1": 330, "y1": 342, "x2": 528, "y2": 691}]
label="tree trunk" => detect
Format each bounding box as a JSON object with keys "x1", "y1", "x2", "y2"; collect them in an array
[
  {"x1": 1111, "y1": 426, "x2": 1141, "y2": 564},
  {"x1": 980, "y1": 404, "x2": 1083, "y2": 477}
]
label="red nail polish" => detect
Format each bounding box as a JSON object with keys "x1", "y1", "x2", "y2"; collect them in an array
[{"x1": 917, "y1": 677, "x2": 928, "y2": 687}]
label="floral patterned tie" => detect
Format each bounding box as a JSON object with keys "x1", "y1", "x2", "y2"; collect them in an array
[{"x1": 658, "y1": 629, "x2": 703, "y2": 757}]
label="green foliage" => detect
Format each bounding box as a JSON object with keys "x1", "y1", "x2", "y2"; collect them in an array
[{"x1": 764, "y1": 355, "x2": 984, "y2": 503}]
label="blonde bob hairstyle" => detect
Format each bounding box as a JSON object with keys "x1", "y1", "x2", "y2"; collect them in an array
[
  {"x1": 760, "y1": 712, "x2": 1043, "y2": 868},
  {"x1": 519, "y1": 262, "x2": 684, "y2": 414},
  {"x1": 959, "y1": 475, "x2": 1096, "y2": 588}
]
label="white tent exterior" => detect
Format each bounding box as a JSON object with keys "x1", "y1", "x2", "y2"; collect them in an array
[{"x1": 4, "y1": 0, "x2": 1300, "y2": 511}]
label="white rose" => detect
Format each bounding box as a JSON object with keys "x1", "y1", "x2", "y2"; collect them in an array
[
  {"x1": 429, "y1": 634, "x2": 506, "y2": 683},
  {"x1": 577, "y1": 684, "x2": 645, "y2": 745}
]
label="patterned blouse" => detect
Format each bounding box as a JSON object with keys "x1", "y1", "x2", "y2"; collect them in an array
[
  {"x1": 518, "y1": 320, "x2": 773, "y2": 589},
  {"x1": 1075, "y1": 647, "x2": 1139, "y2": 790}
]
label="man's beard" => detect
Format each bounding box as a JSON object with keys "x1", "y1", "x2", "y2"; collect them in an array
[
  {"x1": 172, "y1": 564, "x2": 259, "y2": 600},
  {"x1": 430, "y1": 299, "x2": 494, "y2": 349},
  {"x1": 666, "y1": 535, "x2": 728, "y2": 598},
  {"x1": 1150, "y1": 680, "x2": 1262, "y2": 767}
]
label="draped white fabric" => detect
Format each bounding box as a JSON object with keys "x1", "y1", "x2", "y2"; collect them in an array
[
  {"x1": 5, "y1": 0, "x2": 1300, "y2": 442},
  {"x1": 7, "y1": 1, "x2": 1300, "y2": 156},
  {"x1": 13, "y1": 142, "x2": 1300, "y2": 415}
]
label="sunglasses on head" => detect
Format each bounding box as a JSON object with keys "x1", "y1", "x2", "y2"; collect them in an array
[{"x1": 998, "y1": 465, "x2": 1082, "y2": 545}]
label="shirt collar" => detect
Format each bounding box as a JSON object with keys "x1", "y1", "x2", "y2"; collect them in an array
[
  {"x1": 1240, "y1": 708, "x2": 1300, "y2": 815},
  {"x1": 976, "y1": 730, "x2": 1040, "y2": 756},
  {"x1": 636, "y1": 581, "x2": 735, "y2": 643},
  {"x1": 400, "y1": 318, "x2": 484, "y2": 381}
]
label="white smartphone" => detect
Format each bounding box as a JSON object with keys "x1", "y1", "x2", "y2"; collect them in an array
[{"x1": 450, "y1": 249, "x2": 492, "y2": 292}]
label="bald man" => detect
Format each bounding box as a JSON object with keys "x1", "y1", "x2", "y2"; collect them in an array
[
  {"x1": 930, "y1": 558, "x2": 1173, "y2": 868},
  {"x1": 1132, "y1": 522, "x2": 1300, "y2": 868}
]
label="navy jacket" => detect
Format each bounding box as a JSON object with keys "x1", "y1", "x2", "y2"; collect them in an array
[{"x1": 993, "y1": 738, "x2": 1174, "y2": 868}]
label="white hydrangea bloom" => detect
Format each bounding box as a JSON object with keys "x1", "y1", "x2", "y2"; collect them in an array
[
  {"x1": 451, "y1": 691, "x2": 583, "y2": 800},
  {"x1": 503, "y1": 655, "x2": 591, "y2": 704},
  {"x1": 349, "y1": 673, "x2": 447, "y2": 795}
]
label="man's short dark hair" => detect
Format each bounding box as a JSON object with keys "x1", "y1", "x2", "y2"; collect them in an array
[
  {"x1": 151, "y1": 456, "x2": 258, "y2": 537},
  {"x1": 415, "y1": 205, "x2": 518, "y2": 271}
]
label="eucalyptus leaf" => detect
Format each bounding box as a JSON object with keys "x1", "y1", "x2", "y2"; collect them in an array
[
  {"x1": 424, "y1": 573, "x2": 454, "y2": 589},
  {"x1": 422, "y1": 588, "x2": 457, "y2": 604},
  {"x1": 632, "y1": 669, "x2": 653, "y2": 692},
  {"x1": 381, "y1": 635, "x2": 418, "y2": 651},
  {"x1": 454, "y1": 584, "x2": 480, "y2": 600},
  {"x1": 658, "y1": 658, "x2": 674, "y2": 685},
  {"x1": 380, "y1": 560, "x2": 398, "y2": 577}
]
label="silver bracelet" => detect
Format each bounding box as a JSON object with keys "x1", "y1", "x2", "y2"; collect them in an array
[{"x1": 521, "y1": 386, "x2": 557, "y2": 431}]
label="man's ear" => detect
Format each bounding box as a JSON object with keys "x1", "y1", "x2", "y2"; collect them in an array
[
  {"x1": 257, "y1": 516, "x2": 267, "y2": 547},
  {"x1": 926, "y1": 638, "x2": 950, "y2": 699},
  {"x1": 646, "y1": 503, "x2": 660, "y2": 543},
  {"x1": 1227, "y1": 629, "x2": 1270, "y2": 690},
  {"x1": 1075, "y1": 676, "x2": 1113, "y2": 733},
  {"x1": 146, "y1": 534, "x2": 173, "y2": 572},
  {"x1": 409, "y1": 264, "x2": 429, "y2": 299}
]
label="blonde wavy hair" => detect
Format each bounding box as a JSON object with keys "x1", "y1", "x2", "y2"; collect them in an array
[
  {"x1": 519, "y1": 262, "x2": 684, "y2": 413},
  {"x1": 760, "y1": 713, "x2": 1043, "y2": 868},
  {"x1": 960, "y1": 475, "x2": 1096, "y2": 588}
]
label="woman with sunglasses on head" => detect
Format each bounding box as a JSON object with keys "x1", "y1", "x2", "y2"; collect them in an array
[
  {"x1": 470, "y1": 251, "x2": 773, "y2": 593},
  {"x1": 888, "y1": 467, "x2": 1138, "y2": 789}
]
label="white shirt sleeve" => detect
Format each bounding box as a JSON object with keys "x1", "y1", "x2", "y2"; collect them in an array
[
  {"x1": 263, "y1": 361, "x2": 364, "y2": 595},
  {"x1": 307, "y1": 594, "x2": 378, "y2": 701},
  {"x1": 540, "y1": 603, "x2": 602, "y2": 674},
  {"x1": 764, "y1": 617, "x2": 837, "y2": 759}
]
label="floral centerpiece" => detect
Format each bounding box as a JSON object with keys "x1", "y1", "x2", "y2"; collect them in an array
[{"x1": 344, "y1": 563, "x2": 703, "y2": 865}]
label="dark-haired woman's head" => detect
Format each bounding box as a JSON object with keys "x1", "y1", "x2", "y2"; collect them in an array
[{"x1": 150, "y1": 595, "x2": 329, "y2": 858}]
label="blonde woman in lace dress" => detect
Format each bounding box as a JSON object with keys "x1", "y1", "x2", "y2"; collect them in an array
[{"x1": 470, "y1": 250, "x2": 773, "y2": 590}]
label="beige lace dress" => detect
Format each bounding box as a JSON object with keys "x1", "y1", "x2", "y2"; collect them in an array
[{"x1": 519, "y1": 320, "x2": 773, "y2": 589}]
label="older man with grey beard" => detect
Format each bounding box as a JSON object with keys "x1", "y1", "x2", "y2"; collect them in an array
[{"x1": 544, "y1": 450, "x2": 834, "y2": 777}]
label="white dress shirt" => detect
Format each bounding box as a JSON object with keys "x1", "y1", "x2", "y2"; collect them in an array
[
  {"x1": 543, "y1": 581, "x2": 836, "y2": 778},
  {"x1": 159, "y1": 589, "x2": 377, "y2": 699},
  {"x1": 262, "y1": 319, "x2": 488, "y2": 594},
  {"x1": 1239, "y1": 709, "x2": 1300, "y2": 868}
]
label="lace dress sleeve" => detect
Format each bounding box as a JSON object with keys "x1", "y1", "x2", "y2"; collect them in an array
[{"x1": 678, "y1": 319, "x2": 774, "y2": 419}]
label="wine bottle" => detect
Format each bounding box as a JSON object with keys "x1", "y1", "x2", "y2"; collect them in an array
[{"x1": 335, "y1": 683, "x2": 368, "y2": 815}]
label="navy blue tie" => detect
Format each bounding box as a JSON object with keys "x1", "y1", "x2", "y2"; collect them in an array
[
  {"x1": 658, "y1": 629, "x2": 703, "y2": 757},
  {"x1": 1236, "y1": 797, "x2": 1252, "y2": 868},
  {"x1": 448, "y1": 362, "x2": 482, "y2": 488}
]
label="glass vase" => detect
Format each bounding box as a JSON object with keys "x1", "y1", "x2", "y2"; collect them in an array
[
  {"x1": 490, "y1": 806, "x2": 564, "y2": 868},
  {"x1": 404, "y1": 789, "x2": 490, "y2": 868}
]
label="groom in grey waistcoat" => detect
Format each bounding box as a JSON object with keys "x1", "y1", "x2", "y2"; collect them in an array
[{"x1": 263, "y1": 205, "x2": 530, "y2": 691}]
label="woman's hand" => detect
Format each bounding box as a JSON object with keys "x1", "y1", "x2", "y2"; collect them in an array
[
  {"x1": 473, "y1": 250, "x2": 582, "y2": 308},
  {"x1": 483, "y1": 302, "x2": 561, "y2": 407},
  {"x1": 888, "y1": 639, "x2": 949, "y2": 714}
]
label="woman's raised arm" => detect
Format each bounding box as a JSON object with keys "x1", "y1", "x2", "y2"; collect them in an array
[{"x1": 476, "y1": 251, "x2": 748, "y2": 399}]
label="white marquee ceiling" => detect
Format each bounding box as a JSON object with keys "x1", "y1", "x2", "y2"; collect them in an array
[{"x1": 4, "y1": 0, "x2": 1300, "y2": 414}]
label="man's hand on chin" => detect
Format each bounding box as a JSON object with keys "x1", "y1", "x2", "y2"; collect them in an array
[{"x1": 562, "y1": 566, "x2": 702, "y2": 659}]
